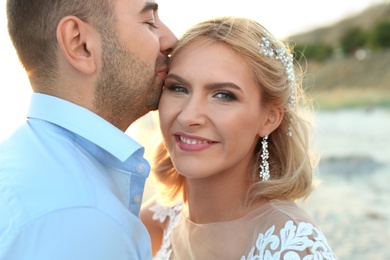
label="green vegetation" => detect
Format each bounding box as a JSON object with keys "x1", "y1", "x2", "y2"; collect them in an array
[
  {"x1": 293, "y1": 20, "x2": 390, "y2": 61},
  {"x1": 370, "y1": 21, "x2": 390, "y2": 49},
  {"x1": 294, "y1": 43, "x2": 332, "y2": 62}
]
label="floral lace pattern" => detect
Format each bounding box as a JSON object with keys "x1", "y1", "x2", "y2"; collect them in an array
[
  {"x1": 151, "y1": 203, "x2": 336, "y2": 260},
  {"x1": 241, "y1": 221, "x2": 336, "y2": 260},
  {"x1": 150, "y1": 202, "x2": 183, "y2": 260}
]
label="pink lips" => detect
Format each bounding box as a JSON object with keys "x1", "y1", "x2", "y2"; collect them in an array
[
  {"x1": 174, "y1": 133, "x2": 215, "y2": 152},
  {"x1": 156, "y1": 66, "x2": 168, "y2": 79}
]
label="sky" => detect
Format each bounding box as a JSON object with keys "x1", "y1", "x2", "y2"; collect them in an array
[{"x1": 0, "y1": 0, "x2": 386, "y2": 140}]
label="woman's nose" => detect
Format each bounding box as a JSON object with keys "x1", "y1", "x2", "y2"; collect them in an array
[{"x1": 176, "y1": 97, "x2": 207, "y2": 127}]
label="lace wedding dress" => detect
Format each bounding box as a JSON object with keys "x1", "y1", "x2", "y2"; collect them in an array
[{"x1": 150, "y1": 199, "x2": 336, "y2": 260}]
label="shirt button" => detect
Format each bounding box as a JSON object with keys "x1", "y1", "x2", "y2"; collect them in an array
[
  {"x1": 133, "y1": 195, "x2": 142, "y2": 204},
  {"x1": 136, "y1": 163, "x2": 146, "y2": 173}
]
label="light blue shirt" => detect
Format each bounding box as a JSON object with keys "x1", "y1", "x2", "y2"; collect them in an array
[{"x1": 0, "y1": 93, "x2": 152, "y2": 259}]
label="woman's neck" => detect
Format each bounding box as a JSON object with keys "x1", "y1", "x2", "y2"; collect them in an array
[{"x1": 184, "y1": 173, "x2": 264, "y2": 224}]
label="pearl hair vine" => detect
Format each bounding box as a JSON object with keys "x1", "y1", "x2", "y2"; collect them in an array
[
  {"x1": 258, "y1": 30, "x2": 296, "y2": 108},
  {"x1": 258, "y1": 30, "x2": 296, "y2": 136}
]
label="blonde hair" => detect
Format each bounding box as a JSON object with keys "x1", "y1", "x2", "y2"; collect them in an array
[{"x1": 152, "y1": 16, "x2": 317, "y2": 205}]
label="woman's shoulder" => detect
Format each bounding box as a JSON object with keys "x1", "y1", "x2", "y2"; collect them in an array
[
  {"x1": 148, "y1": 199, "x2": 183, "y2": 223},
  {"x1": 141, "y1": 198, "x2": 183, "y2": 259},
  {"x1": 248, "y1": 199, "x2": 321, "y2": 238},
  {"x1": 140, "y1": 196, "x2": 182, "y2": 256},
  {"x1": 140, "y1": 197, "x2": 183, "y2": 237},
  {"x1": 241, "y1": 199, "x2": 336, "y2": 259},
  {"x1": 252, "y1": 199, "x2": 316, "y2": 224}
]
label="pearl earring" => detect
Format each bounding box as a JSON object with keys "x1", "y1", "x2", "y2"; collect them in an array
[{"x1": 259, "y1": 135, "x2": 270, "y2": 181}]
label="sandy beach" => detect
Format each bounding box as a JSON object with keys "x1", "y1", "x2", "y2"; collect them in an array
[
  {"x1": 298, "y1": 108, "x2": 390, "y2": 259},
  {"x1": 141, "y1": 108, "x2": 390, "y2": 259}
]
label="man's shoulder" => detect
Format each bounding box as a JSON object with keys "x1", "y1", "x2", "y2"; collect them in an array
[{"x1": 0, "y1": 122, "x2": 122, "y2": 230}]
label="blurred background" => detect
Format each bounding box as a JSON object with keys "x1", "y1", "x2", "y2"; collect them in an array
[{"x1": 1, "y1": 1, "x2": 389, "y2": 259}]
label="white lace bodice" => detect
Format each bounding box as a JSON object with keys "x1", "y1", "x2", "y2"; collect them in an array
[
  {"x1": 241, "y1": 220, "x2": 335, "y2": 260},
  {"x1": 150, "y1": 200, "x2": 336, "y2": 260}
]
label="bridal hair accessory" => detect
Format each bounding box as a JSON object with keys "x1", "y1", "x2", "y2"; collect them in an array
[
  {"x1": 258, "y1": 30, "x2": 296, "y2": 136},
  {"x1": 259, "y1": 135, "x2": 270, "y2": 181},
  {"x1": 258, "y1": 30, "x2": 296, "y2": 108}
]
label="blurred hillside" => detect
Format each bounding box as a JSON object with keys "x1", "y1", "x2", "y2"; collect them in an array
[
  {"x1": 289, "y1": 3, "x2": 390, "y2": 45},
  {"x1": 288, "y1": 2, "x2": 390, "y2": 110}
]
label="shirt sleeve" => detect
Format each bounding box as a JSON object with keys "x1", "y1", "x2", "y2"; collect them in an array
[{"x1": 1, "y1": 207, "x2": 152, "y2": 260}]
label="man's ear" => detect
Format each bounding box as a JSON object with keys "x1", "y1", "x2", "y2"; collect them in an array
[
  {"x1": 56, "y1": 16, "x2": 98, "y2": 74},
  {"x1": 258, "y1": 107, "x2": 284, "y2": 137}
]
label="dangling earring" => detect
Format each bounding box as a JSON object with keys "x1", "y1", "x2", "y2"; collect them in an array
[{"x1": 259, "y1": 135, "x2": 270, "y2": 181}]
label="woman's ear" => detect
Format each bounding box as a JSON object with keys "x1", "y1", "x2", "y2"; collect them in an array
[
  {"x1": 258, "y1": 107, "x2": 284, "y2": 137},
  {"x1": 56, "y1": 16, "x2": 98, "y2": 75}
]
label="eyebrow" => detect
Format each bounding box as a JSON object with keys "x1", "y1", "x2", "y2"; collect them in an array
[
  {"x1": 166, "y1": 74, "x2": 244, "y2": 93},
  {"x1": 166, "y1": 74, "x2": 190, "y2": 85},
  {"x1": 205, "y1": 82, "x2": 244, "y2": 94},
  {"x1": 141, "y1": 2, "x2": 158, "y2": 13}
]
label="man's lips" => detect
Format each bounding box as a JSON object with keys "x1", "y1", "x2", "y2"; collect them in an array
[{"x1": 156, "y1": 66, "x2": 168, "y2": 78}]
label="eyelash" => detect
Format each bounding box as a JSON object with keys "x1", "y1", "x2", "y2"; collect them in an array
[
  {"x1": 214, "y1": 91, "x2": 237, "y2": 101},
  {"x1": 166, "y1": 85, "x2": 237, "y2": 102},
  {"x1": 166, "y1": 85, "x2": 188, "y2": 94},
  {"x1": 146, "y1": 21, "x2": 157, "y2": 29}
]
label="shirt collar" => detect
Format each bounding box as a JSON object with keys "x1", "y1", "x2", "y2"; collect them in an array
[{"x1": 27, "y1": 93, "x2": 144, "y2": 162}]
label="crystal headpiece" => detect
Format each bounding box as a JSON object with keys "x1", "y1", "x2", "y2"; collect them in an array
[
  {"x1": 258, "y1": 30, "x2": 296, "y2": 136},
  {"x1": 258, "y1": 30, "x2": 296, "y2": 108}
]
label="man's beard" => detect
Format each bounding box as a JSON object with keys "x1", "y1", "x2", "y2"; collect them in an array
[{"x1": 94, "y1": 33, "x2": 163, "y2": 130}]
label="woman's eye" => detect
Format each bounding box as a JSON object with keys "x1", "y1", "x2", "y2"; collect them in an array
[
  {"x1": 166, "y1": 85, "x2": 188, "y2": 94},
  {"x1": 214, "y1": 91, "x2": 237, "y2": 101}
]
